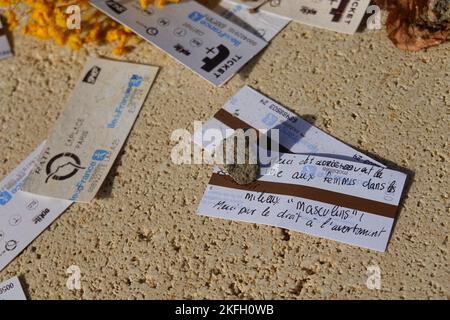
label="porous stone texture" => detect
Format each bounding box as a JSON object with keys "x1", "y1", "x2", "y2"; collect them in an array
[
  {"x1": 216, "y1": 131, "x2": 259, "y2": 185},
  {"x1": 0, "y1": 15, "x2": 448, "y2": 299}
]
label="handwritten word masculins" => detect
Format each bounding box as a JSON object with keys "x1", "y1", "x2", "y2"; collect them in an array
[{"x1": 296, "y1": 201, "x2": 358, "y2": 221}]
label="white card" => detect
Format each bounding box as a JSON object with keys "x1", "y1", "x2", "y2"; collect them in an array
[
  {"x1": 194, "y1": 85, "x2": 384, "y2": 166},
  {"x1": 213, "y1": 0, "x2": 290, "y2": 42},
  {"x1": 0, "y1": 18, "x2": 13, "y2": 60},
  {"x1": 90, "y1": 0, "x2": 268, "y2": 86},
  {"x1": 0, "y1": 142, "x2": 72, "y2": 272},
  {"x1": 228, "y1": 0, "x2": 371, "y2": 34},
  {"x1": 0, "y1": 276, "x2": 27, "y2": 300},
  {"x1": 22, "y1": 58, "x2": 158, "y2": 202},
  {"x1": 195, "y1": 86, "x2": 408, "y2": 251}
]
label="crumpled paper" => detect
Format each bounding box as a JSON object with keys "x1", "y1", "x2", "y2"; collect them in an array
[{"x1": 375, "y1": 0, "x2": 450, "y2": 51}]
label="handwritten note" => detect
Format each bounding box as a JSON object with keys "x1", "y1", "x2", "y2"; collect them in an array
[
  {"x1": 195, "y1": 86, "x2": 408, "y2": 251},
  {"x1": 0, "y1": 17, "x2": 12, "y2": 60},
  {"x1": 0, "y1": 277, "x2": 27, "y2": 300},
  {"x1": 213, "y1": 0, "x2": 290, "y2": 42}
]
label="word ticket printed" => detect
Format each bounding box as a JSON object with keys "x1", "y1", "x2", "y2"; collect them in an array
[{"x1": 0, "y1": 18, "x2": 12, "y2": 60}]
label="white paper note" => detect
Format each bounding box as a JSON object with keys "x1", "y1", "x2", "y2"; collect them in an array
[
  {"x1": 90, "y1": 0, "x2": 268, "y2": 86},
  {"x1": 0, "y1": 18, "x2": 13, "y2": 60},
  {"x1": 0, "y1": 277, "x2": 27, "y2": 300},
  {"x1": 228, "y1": 0, "x2": 371, "y2": 34},
  {"x1": 198, "y1": 155, "x2": 407, "y2": 252},
  {"x1": 0, "y1": 142, "x2": 72, "y2": 272},
  {"x1": 22, "y1": 58, "x2": 158, "y2": 202},
  {"x1": 195, "y1": 86, "x2": 408, "y2": 251}
]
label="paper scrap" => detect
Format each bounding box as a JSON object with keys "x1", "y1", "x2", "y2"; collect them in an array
[
  {"x1": 0, "y1": 277, "x2": 27, "y2": 300},
  {"x1": 90, "y1": 0, "x2": 268, "y2": 86},
  {"x1": 194, "y1": 85, "x2": 384, "y2": 166},
  {"x1": 228, "y1": 0, "x2": 371, "y2": 34},
  {"x1": 195, "y1": 86, "x2": 408, "y2": 251},
  {"x1": 22, "y1": 58, "x2": 158, "y2": 202},
  {"x1": 0, "y1": 142, "x2": 72, "y2": 272},
  {"x1": 213, "y1": 0, "x2": 290, "y2": 42},
  {"x1": 0, "y1": 17, "x2": 12, "y2": 60}
]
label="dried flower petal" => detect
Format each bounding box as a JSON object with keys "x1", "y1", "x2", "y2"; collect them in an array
[{"x1": 375, "y1": 0, "x2": 450, "y2": 51}]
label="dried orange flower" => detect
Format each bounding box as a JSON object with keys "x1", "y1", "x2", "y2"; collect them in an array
[
  {"x1": 140, "y1": 0, "x2": 179, "y2": 8},
  {"x1": 5, "y1": 10, "x2": 18, "y2": 29},
  {"x1": 0, "y1": 0, "x2": 179, "y2": 55}
]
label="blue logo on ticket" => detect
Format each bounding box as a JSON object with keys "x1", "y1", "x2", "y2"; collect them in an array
[{"x1": 22, "y1": 58, "x2": 159, "y2": 202}]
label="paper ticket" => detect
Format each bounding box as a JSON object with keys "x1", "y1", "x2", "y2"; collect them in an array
[
  {"x1": 198, "y1": 153, "x2": 407, "y2": 251},
  {"x1": 213, "y1": 0, "x2": 290, "y2": 42},
  {"x1": 0, "y1": 277, "x2": 27, "y2": 300},
  {"x1": 194, "y1": 85, "x2": 384, "y2": 166},
  {"x1": 90, "y1": 0, "x2": 268, "y2": 86},
  {"x1": 22, "y1": 58, "x2": 158, "y2": 202},
  {"x1": 228, "y1": 0, "x2": 371, "y2": 34},
  {"x1": 0, "y1": 17, "x2": 13, "y2": 60},
  {"x1": 0, "y1": 142, "x2": 72, "y2": 272},
  {"x1": 195, "y1": 86, "x2": 408, "y2": 251}
]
